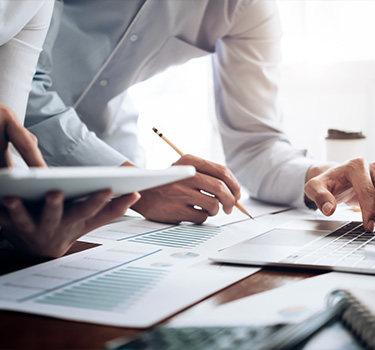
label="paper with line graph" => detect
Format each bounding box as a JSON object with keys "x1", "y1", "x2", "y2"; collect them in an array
[{"x1": 0, "y1": 241, "x2": 258, "y2": 327}]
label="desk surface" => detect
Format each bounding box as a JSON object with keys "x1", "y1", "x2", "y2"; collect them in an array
[{"x1": 0, "y1": 242, "x2": 322, "y2": 350}]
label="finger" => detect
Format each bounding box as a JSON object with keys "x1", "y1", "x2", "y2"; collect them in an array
[
  {"x1": 138, "y1": 202, "x2": 208, "y2": 225},
  {"x1": 186, "y1": 172, "x2": 236, "y2": 214},
  {"x1": 0, "y1": 208, "x2": 11, "y2": 227},
  {"x1": 370, "y1": 163, "x2": 375, "y2": 187},
  {"x1": 188, "y1": 190, "x2": 220, "y2": 216},
  {"x1": 64, "y1": 189, "x2": 113, "y2": 222},
  {"x1": 3, "y1": 146, "x2": 13, "y2": 168},
  {"x1": 181, "y1": 205, "x2": 209, "y2": 224},
  {"x1": 0, "y1": 104, "x2": 46, "y2": 167},
  {"x1": 304, "y1": 177, "x2": 337, "y2": 216},
  {"x1": 0, "y1": 140, "x2": 13, "y2": 168},
  {"x1": 6, "y1": 123, "x2": 47, "y2": 168},
  {"x1": 39, "y1": 192, "x2": 64, "y2": 234},
  {"x1": 175, "y1": 155, "x2": 241, "y2": 200},
  {"x1": 84, "y1": 192, "x2": 141, "y2": 233},
  {"x1": 343, "y1": 160, "x2": 375, "y2": 232},
  {"x1": 2, "y1": 197, "x2": 36, "y2": 234},
  {"x1": 0, "y1": 107, "x2": 10, "y2": 167}
]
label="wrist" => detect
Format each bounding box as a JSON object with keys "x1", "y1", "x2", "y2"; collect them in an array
[{"x1": 305, "y1": 162, "x2": 337, "y2": 183}]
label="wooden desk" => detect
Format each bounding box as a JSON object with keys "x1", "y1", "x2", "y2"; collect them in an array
[{"x1": 0, "y1": 242, "x2": 323, "y2": 350}]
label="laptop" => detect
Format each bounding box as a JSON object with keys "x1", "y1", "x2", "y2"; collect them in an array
[{"x1": 209, "y1": 219, "x2": 375, "y2": 275}]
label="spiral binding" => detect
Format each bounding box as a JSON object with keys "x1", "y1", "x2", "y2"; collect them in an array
[{"x1": 328, "y1": 289, "x2": 375, "y2": 350}]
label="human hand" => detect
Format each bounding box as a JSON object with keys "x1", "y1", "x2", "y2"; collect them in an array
[
  {"x1": 0, "y1": 103, "x2": 46, "y2": 167},
  {"x1": 0, "y1": 190, "x2": 140, "y2": 258},
  {"x1": 304, "y1": 158, "x2": 375, "y2": 232},
  {"x1": 128, "y1": 154, "x2": 241, "y2": 224}
]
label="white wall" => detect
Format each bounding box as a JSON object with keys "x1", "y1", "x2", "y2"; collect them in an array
[{"x1": 280, "y1": 61, "x2": 375, "y2": 162}]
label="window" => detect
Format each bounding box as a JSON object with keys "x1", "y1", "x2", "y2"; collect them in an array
[
  {"x1": 279, "y1": 0, "x2": 375, "y2": 63},
  {"x1": 278, "y1": 1, "x2": 375, "y2": 160}
]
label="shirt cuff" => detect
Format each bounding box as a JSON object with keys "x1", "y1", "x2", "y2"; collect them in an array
[
  {"x1": 61, "y1": 131, "x2": 129, "y2": 167},
  {"x1": 279, "y1": 157, "x2": 316, "y2": 209}
]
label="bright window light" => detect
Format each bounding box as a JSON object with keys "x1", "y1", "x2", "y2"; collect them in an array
[{"x1": 278, "y1": 0, "x2": 375, "y2": 63}]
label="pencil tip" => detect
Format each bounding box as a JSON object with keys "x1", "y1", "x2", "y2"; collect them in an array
[{"x1": 152, "y1": 127, "x2": 156, "y2": 131}]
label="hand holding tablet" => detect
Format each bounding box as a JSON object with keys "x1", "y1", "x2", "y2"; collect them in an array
[
  {"x1": 0, "y1": 166, "x2": 195, "y2": 257},
  {"x1": 0, "y1": 166, "x2": 196, "y2": 201}
]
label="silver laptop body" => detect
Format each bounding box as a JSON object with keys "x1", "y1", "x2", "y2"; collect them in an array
[{"x1": 210, "y1": 220, "x2": 375, "y2": 275}]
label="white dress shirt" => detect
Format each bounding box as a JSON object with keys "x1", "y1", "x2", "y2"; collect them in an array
[
  {"x1": 26, "y1": 0, "x2": 315, "y2": 208},
  {"x1": 0, "y1": 0, "x2": 54, "y2": 122}
]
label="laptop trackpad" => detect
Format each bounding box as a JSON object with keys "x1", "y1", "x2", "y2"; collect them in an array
[
  {"x1": 232, "y1": 229, "x2": 329, "y2": 263},
  {"x1": 247, "y1": 229, "x2": 326, "y2": 247},
  {"x1": 211, "y1": 221, "x2": 349, "y2": 265}
]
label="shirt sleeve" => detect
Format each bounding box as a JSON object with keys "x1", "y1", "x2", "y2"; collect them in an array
[
  {"x1": 213, "y1": 0, "x2": 315, "y2": 208},
  {"x1": 25, "y1": 0, "x2": 128, "y2": 167},
  {"x1": 0, "y1": 0, "x2": 54, "y2": 121},
  {"x1": 0, "y1": 0, "x2": 48, "y2": 45}
]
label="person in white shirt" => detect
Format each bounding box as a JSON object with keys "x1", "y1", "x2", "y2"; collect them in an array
[
  {"x1": 0, "y1": 0, "x2": 140, "y2": 258},
  {"x1": 25, "y1": 0, "x2": 375, "y2": 232}
]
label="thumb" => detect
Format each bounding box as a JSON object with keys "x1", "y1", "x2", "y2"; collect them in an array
[{"x1": 304, "y1": 179, "x2": 337, "y2": 216}]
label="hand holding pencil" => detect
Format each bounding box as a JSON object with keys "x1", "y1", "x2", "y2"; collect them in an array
[{"x1": 152, "y1": 127, "x2": 253, "y2": 220}]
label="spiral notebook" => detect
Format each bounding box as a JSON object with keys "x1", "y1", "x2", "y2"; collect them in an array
[
  {"x1": 328, "y1": 289, "x2": 375, "y2": 350},
  {"x1": 106, "y1": 287, "x2": 360, "y2": 350}
]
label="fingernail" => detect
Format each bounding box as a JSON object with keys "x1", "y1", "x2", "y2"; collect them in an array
[
  {"x1": 47, "y1": 192, "x2": 63, "y2": 204},
  {"x1": 100, "y1": 189, "x2": 112, "y2": 200},
  {"x1": 368, "y1": 220, "x2": 375, "y2": 232},
  {"x1": 322, "y1": 202, "x2": 333, "y2": 215},
  {"x1": 3, "y1": 198, "x2": 18, "y2": 209}
]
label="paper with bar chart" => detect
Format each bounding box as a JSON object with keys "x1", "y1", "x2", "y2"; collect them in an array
[
  {"x1": 0, "y1": 200, "x2": 294, "y2": 327},
  {"x1": 0, "y1": 240, "x2": 259, "y2": 327},
  {"x1": 80, "y1": 198, "x2": 291, "y2": 245}
]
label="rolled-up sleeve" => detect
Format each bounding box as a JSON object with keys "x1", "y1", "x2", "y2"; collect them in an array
[
  {"x1": 25, "y1": 1, "x2": 128, "y2": 167},
  {"x1": 213, "y1": 0, "x2": 314, "y2": 208}
]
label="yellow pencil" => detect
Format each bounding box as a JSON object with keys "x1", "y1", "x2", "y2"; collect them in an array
[{"x1": 152, "y1": 127, "x2": 254, "y2": 219}]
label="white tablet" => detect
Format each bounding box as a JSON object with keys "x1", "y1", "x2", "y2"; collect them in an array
[{"x1": 0, "y1": 166, "x2": 195, "y2": 201}]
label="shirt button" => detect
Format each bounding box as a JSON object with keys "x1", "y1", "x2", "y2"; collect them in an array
[
  {"x1": 99, "y1": 79, "x2": 108, "y2": 87},
  {"x1": 130, "y1": 34, "x2": 138, "y2": 42}
]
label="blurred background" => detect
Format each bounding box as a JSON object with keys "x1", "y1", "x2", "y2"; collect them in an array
[{"x1": 128, "y1": 0, "x2": 375, "y2": 169}]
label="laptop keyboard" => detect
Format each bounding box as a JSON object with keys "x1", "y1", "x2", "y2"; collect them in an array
[{"x1": 281, "y1": 221, "x2": 375, "y2": 269}]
